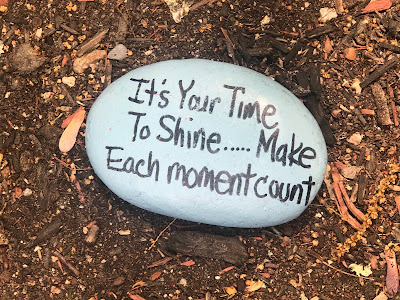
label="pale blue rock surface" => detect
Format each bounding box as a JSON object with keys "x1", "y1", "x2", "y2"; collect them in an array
[{"x1": 85, "y1": 59, "x2": 327, "y2": 228}]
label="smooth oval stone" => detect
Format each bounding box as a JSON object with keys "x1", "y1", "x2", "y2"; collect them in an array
[{"x1": 85, "y1": 59, "x2": 327, "y2": 228}]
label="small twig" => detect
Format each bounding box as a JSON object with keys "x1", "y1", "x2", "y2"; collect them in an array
[
  {"x1": 332, "y1": 166, "x2": 365, "y2": 222},
  {"x1": 148, "y1": 218, "x2": 176, "y2": 250},
  {"x1": 60, "y1": 23, "x2": 79, "y2": 35},
  {"x1": 380, "y1": 42, "x2": 400, "y2": 54},
  {"x1": 338, "y1": 180, "x2": 365, "y2": 222},
  {"x1": 360, "y1": 57, "x2": 400, "y2": 89},
  {"x1": 308, "y1": 251, "x2": 375, "y2": 280},
  {"x1": 329, "y1": 166, "x2": 362, "y2": 230},
  {"x1": 77, "y1": 28, "x2": 109, "y2": 57},
  {"x1": 52, "y1": 250, "x2": 80, "y2": 276},
  {"x1": 26, "y1": 219, "x2": 63, "y2": 248},
  {"x1": 332, "y1": 181, "x2": 362, "y2": 230},
  {"x1": 270, "y1": 226, "x2": 283, "y2": 237},
  {"x1": 387, "y1": 84, "x2": 399, "y2": 126},
  {"x1": 323, "y1": 174, "x2": 341, "y2": 216},
  {"x1": 104, "y1": 59, "x2": 112, "y2": 87},
  {"x1": 190, "y1": 0, "x2": 216, "y2": 11},
  {"x1": 0, "y1": 202, "x2": 6, "y2": 216},
  {"x1": 220, "y1": 27, "x2": 235, "y2": 49}
]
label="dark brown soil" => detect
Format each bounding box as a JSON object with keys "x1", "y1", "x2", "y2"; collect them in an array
[{"x1": 2, "y1": 0, "x2": 400, "y2": 299}]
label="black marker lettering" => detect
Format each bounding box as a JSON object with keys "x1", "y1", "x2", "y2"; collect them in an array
[
  {"x1": 128, "y1": 78, "x2": 149, "y2": 104},
  {"x1": 223, "y1": 84, "x2": 245, "y2": 117},
  {"x1": 179, "y1": 80, "x2": 195, "y2": 109},
  {"x1": 128, "y1": 111, "x2": 147, "y2": 142},
  {"x1": 145, "y1": 79, "x2": 157, "y2": 106}
]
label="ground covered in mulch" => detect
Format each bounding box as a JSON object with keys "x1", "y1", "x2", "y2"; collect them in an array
[{"x1": 3, "y1": 0, "x2": 400, "y2": 299}]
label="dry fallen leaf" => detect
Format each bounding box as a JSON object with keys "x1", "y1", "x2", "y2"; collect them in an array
[
  {"x1": 128, "y1": 294, "x2": 146, "y2": 300},
  {"x1": 61, "y1": 106, "x2": 85, "y2": 129},
  {"x1": 324, "y1": 37, "x2": 333, "y2": 55},
  {"x1": 59, "y1": 107, "x2": 86, "y2": 153},
  {"x1": 362, "y1": 0, "x2": 392, "y2": 14},
  {"x1": 385, "y1": 249, "x2": 399, "y2": 296},
  {"x1": 341, "y1": 166, "x2": 362, "y2": 179},
  {"x1": 150, "y1": 271, "x2": 161, "y2": 281},
  {"x1": 14, "y1": 187, "x2": 22, "y2": 198},
  {"x1": 344, "y1": 47, "x2": 357, "y2": 60},
  {"x1": 320, "y1": 7, "x2": 338, "y2": 23},
  {"x1": 224, "y1": 286, "x2": 237, "y2": 295},
  {"x1": 180, "y1": 260, "x2": 195, "y2": 266},
  {"x1": 245, "y1": 280, "x2": 265, "y2": 292},
  {"x1": 131, "y1": 280, "x2": 147, "y2": 290},
  {"x1": 347, "y1": 132, "x2": 364, "y2": 145}
]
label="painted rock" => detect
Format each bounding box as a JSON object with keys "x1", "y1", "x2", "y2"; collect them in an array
[{"x1": 85, "y1": 59, "x2": 327, "y2": 228}]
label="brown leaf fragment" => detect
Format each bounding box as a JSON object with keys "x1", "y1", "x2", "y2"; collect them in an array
[
  {"x1": 391, "y1": 228, "x2": 400, "y2": 243},
  {"x1": 385, "y1": 249, "x2": 399, "y2": 296},
  {"x1": 61, "y1": 106, "x2": 85, "y2": 129},
  {"x1": 111, "y1": 276, "x2": 125, "y2": 286},
  {"x1": 324, "y1": 37, "x2": 333, "y2": 56},
  {"x1": 150, "y1": 271, "x2": 161, "y2": 281},
  {"x1": 219, "y1": 266, "x2": 235, "y2": 274},
  {"x1": 128, "y1": 294, "x2": 146, "y2": 300},
  {"x1": 362, "y1": 0, "x2": 392, "y2": 14},
  {"x1": 344, "y1": 47, "x2": 357, "y2": 60},
  {"x1": 334, "y1": 0, "x2": 344, "y2": 13},
  {"x1": 147, "y1": 257, "x2": 172, "y2": 268},
  {"x1": 347, "y1": 132, "x2": 363, "y2": 145},
  {"x1": 395, "y1": 196, "x2": 400, "y2": 216},
  {"x1": 11, "y1": 43, "x2": 47, "y2": 74},
  {"x1": 85, "y1": 224, "x2": 100, "y2": 244},
  {"x1": 245, "y1": 280, "x2": 264, "y2": 292},
  {"x1": 365, "y1": 252, "x2": 378, "y2": 270},
  {"x1": 224, "y1": 286, "x2": 237, "y2": 295},
  {"x1": 73, "y1": 49, "x2": 107, "y2": 73},
  {"x1": 341, "y1": 166, "x2": 362, "y2": 180},
  {"x1": 180, "y1": 259, "x2": 195, "y2": 266},
  {"x1": 361, "y1": 109, "x2": 375, "y2": 115},
  {"x1": 260, "y1": 272, "x2": 271, "y2": 278}
]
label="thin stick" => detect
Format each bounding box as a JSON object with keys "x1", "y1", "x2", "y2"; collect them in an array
[
  {"x1": 338, "y1": 181, "x2": 365, "y2": 222},
  {"x1": 148, "y1": 218, "x2": 177, "y2": 250},
  {"x1": 190, "y1": 0, "x2": 217, "y2": 11},
  {"x1": 220, "y1": 27, "x2": 236, "y2": 49},
  {"x1": 308, "y1": 251, "x2": 375, "y2": 280},
  {"x1": 387, "y1": 84, "x2": 399, "y2": 126},
  {"x1": 52, "y1": 250, "x2": 80, "y2": 276}
]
